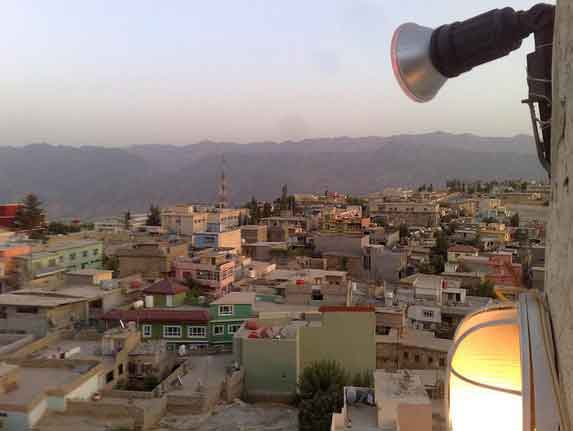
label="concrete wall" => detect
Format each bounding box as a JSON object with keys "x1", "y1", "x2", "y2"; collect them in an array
[
  {"x1": 298, "y1": 311, "x2": 376, "y2": 377},
  {"x1": 0, "y1": 334, "x2": 34, "y2": 355},
  {"x1": 376, "y1": 342, "x2": 447, "y2": 370},
  {"x1": 546, "y1": 2, "x2": 573, "y2": 423},
  {"x1": 66, "y1": 397, "x2": 166, "y2": 430},
  {"x1": 223, "y1": 368, "x2": 245, "y2": 402},
  {"x1": 66, "y1": 372, "x2": 101, "y2": 401},
  {"x1": 3, "y1": 331, "x2": 62, "y2": 358},
  {"x1": 313, "y1": 234, "x2": 369, "y2": 257},
  {"x1": 397, "y1": 403, "x2": 432, "y2": 431},
  {"x1": 241, "y1": 337, "x2": 297, "y2": 402},
  {"x1": 0, "y1": 317, "x2": 49, "y2": 341}
]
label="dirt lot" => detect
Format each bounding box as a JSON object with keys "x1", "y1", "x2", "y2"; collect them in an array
[{"x1": 155, "y1": 400, "x2": 298, "y2": 431}]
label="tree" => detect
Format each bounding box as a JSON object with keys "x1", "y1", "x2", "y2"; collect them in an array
[
  {"x1": 510, "y1": 212, "x2": 520, "y2": 228},
  {"x1": 247, "y1": 196, "x2": 261, "y2": 224},
  {"x1": 146, "y1": 204, "x2": 161, "y2": 226},
  {"x1": 432, "y1": 231, "x2": 449, "y2": 258},
  {"x1": 102, "y1": 254, "x2": 119, "y2": 274},
  {"x1": 399, "y1": 224, "x2": 409, "y2": 239},
  {"x1": 475, "y1": 279, "x2": 496, "y2": 299},
  {"x1": 262, "y1": 202, "x2": 272, "y2": 218},
  {"x1": 297, "y1": 360, "x2": 349, "y2": 431},
  {"x1": 430, "y1": 254, "x2": 445, "y2": 274},
  {"x1": 123, "y1": 211, "x2": 131, "y2": 230},
  {"x1": 288, "y1": 195, "x2": 296, "y2": 212},
  {"x1": 280, "y1": 184, "x2": 289, "y2": 211},
  {"x1": 13, "y1": 193, "x2": 46, "y2": 239}
]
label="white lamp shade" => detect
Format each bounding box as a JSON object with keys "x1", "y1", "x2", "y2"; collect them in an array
[{"x1": 448, "y1": 306, "x2": 522, "y2": 431}]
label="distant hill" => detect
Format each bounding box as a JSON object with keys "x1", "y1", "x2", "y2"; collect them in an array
[{"x1": 0, "y1": 133, "x2": 546, "y2": 218}]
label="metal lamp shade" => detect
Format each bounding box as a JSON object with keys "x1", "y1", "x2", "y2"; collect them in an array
[{"x1": 390, "y1": 23, "x2": 447, "y2": 102}]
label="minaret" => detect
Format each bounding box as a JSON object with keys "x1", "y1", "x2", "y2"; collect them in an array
[{"x1": 217, "y1": 155, "x2": 229, "y2": 209}]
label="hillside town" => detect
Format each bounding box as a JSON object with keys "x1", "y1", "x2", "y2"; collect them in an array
[{"x1": 0, "y1": 178, "x2": 549, "y2": 431}]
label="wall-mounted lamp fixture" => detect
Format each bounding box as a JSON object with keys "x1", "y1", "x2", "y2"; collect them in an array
[
  {"x1": 391, "y1": 4, "x2": 555, "y2": 174},
  {"x1": 446, "y1": 292, "x2": 565, "y2": 431}
]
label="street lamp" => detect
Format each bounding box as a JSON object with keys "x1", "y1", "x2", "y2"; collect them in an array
[
  {"x1": 446, "y1": 292, "x2": 565, "y2": 431},
  {"x1": 391, "y1": 4, "x2": 555, "y2": 174}
]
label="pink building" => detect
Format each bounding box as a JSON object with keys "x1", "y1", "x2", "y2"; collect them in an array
[{"x1": 173, "y1": 252, "x2": 235, "y2": 296}]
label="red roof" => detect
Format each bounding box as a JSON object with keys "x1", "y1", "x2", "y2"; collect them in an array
[
  {"x1": 100, "y1": 308, "x2": 210, "y2": 323},
  {"x1": 448, "y1": 245, "x2": 478, "y2": 253},
  {"x1": 143, "y1": 279, "x2": 189, "y2": 295},
  {"x1": 318, "y1": 305, "x2": 375, "y2": 313}
]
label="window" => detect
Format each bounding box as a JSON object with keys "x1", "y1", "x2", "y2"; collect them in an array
[
  {"x1": 228, "y1": 323, "x2": 242, "y2": 334},
  {"x1": 403, "y1": 351, "x2": 409, "y2": 359},
  {"x1": 118, "y1": 363, "x2": 124, "y2": 375},
  {"x1": 439, "y1": 358, "x2": 446, "y2": 367},
  {"x1": 93, "y1": 249, "x2": 99, "y2": 256},
  {"x1": 414, "y1": 354, "x2": 420, "y2": 363},
  {"x1": 188, "y1": 326, "x2": 207, "y2": 338},
  {"x1": 219, "y1": 305, "x2": 234, "y2": 316},
  {"x1": 142, "y1": 324, "x2": 152, "y2": 338},
  {"x1": 106, "y1": 370, "x2": 114, "y2": 383},
  {"x1": 422, "y1": 310, "x2": 434, "y2": 319},
  {"x1": 82, "y1": 251, "x2": 88, "y2": 258},
  {"x1": 16, "y1": 306, "x2": 38, "y2": 314},
  {"x1": 213, "y1": 325, "x2": 225, "y2": 336},
  {"x1": 59, "y1": 256, "x2": 64, "y2": 262},
  {"x1": 69, "y1": 253, "x2": 76, "y2": 261},
  {"x1": 428, "y1": 356, "x2": 434, "y2": 365},
  {"x1": 163, "y1": 325, "x2": 182, "y2": 338},
  {"x1": 48, "y1": 259, "x2": 56, "y2": 266}
]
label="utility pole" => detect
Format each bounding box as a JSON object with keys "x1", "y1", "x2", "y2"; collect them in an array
[{"x1": 545, "y1": 0, "x2": 573, "y2": 425}]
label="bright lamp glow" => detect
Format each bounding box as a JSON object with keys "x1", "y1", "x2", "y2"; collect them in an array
[{"x1": 448, "y1": 306, "x2": 522, "y2": 431}]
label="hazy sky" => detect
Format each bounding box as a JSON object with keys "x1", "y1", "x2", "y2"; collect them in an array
[{"x1": 0, "y1": 0, "x2": 552, "y2": 147}]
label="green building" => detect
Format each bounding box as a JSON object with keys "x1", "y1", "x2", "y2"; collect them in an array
[
  {"x1": 235, "y1": 306, "x2": 376, "y2": 402},
  {"x1": 209, "y1": 292, "x2": 256, "y2": 345},
  {"x1": 101, "y1": 308, "x2": 210, "y2": 351},
  {"x1": 101, "y1": 289, "x2": 255, "y2": 351},
  {"x1": 14, "y1": 240, "x2": 103, "y2": 286},
  {"x1": 142, "y1": 279, "x2": 188, "y2": 307}
]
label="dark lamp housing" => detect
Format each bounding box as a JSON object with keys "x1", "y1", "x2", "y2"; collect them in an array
[{"x1": 391, "y1": 4, "x2": 555, "y2": 174}]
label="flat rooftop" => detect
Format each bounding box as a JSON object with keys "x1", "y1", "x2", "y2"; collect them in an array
[
  {"x1": 375, "y1": 370, "x2": 430, "y2": 404},
  {"x1": 66, "y1": 269, "x2": 113, "y2": 276},
  {"x1": 211, "y1": 292, "x2": 256, "y2": 306},
  {"x1": 33, "y1": 339, "x2": 103, "y2": 361},
  {"x1": 0, "y1": 365, "x2": 85, "y2": 407},
  {"x1": 266, "y1": 268, "x2": 347, "y2": 280},
  {"x1": 254, "y1": 301, "x2": 319, "y2": 314},
  {"x1": 376, "y1": 328, "x2": 452, "y2": 353},
  {"x1": 0, "y1": 292, "x2": 86, "y2": 307}
]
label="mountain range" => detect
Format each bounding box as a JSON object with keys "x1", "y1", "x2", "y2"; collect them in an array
[{"x1": 0, "y1": 132, "x2": 546, "y2": 219}]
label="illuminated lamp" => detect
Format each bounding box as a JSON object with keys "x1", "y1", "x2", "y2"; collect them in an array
[{"x1": 446, "y1": 292, "x2": 565, "y2": 431}]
